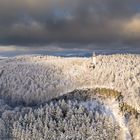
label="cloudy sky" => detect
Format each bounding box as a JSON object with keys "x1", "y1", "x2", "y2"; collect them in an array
[{"x1": 0, "y1": 0, "x2": 140, "y2": 51}]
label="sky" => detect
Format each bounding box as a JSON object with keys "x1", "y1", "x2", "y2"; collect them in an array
[{"x1": 0, "y1": 0, "x2": 140, "y2": 53}]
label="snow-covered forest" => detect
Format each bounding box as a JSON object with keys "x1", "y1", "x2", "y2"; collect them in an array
[{"x1": 0, "y1": 54, "x2": 140, "y2": 139}]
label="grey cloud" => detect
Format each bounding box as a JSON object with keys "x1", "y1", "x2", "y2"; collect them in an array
[{"x1": 0, "y1": 0, "x2": 140, "y2": 48}]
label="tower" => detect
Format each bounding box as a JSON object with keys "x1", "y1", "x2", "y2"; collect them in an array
[{"x1": 92, "y1": 52, "x2": 96, "y2": 66}]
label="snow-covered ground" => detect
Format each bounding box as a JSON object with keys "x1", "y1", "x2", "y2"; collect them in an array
[{"x1": 0, "y1": 54, "x2": 140, "y2": 139}]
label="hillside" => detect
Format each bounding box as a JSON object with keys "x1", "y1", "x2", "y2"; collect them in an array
[{"x1": 0, "y1": 54, "x2": 140, "y2": 139}]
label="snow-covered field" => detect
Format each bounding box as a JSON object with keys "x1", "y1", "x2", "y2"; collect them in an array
[{"x1": 0, "y1": 54, "x2": 140, "y2": 139}]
